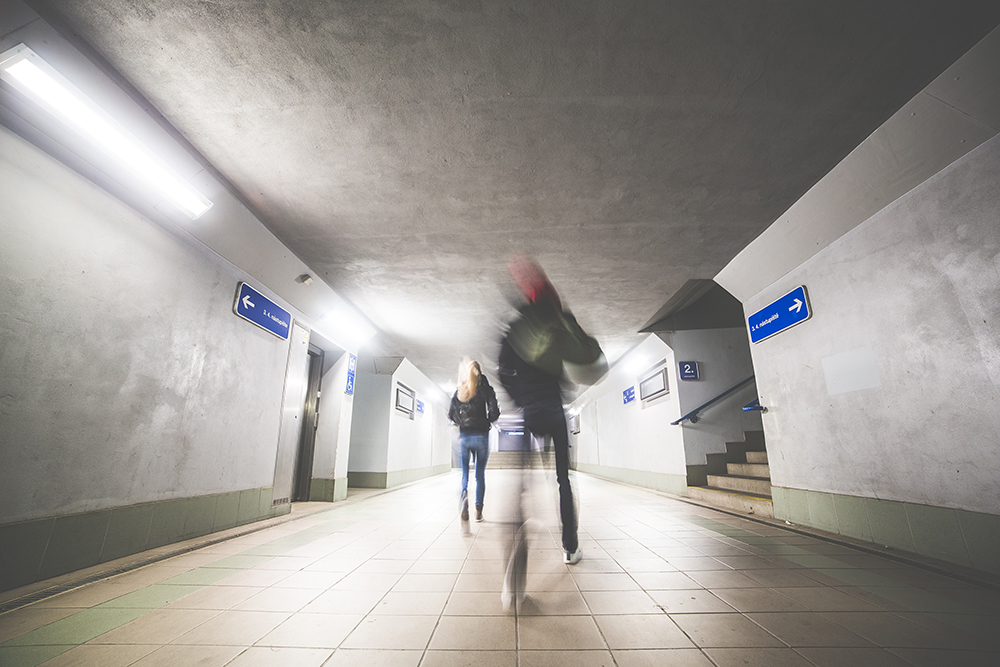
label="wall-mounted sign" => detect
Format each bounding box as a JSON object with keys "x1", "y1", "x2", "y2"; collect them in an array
[
  {"x1": 679, "y1": 361, "x2": 700, "y2": 381},
  {"x1": 416, "y1": 400, "x2": 425, "y2": 414},
  {"x1": 345, "y1": 353, "x2": 357, "y2": 395},
  {"x1": 748, "y1": 285, "x2": 811, "y2": 343},
  {"x1": 623, "y1": 386, "x2": 635, "y2": 404},
  {"x1": 233, "y1": 282, "x2": 290, "y2": 340}
]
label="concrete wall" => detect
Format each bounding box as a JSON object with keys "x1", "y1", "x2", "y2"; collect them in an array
[
  {"x1": 740, "y1": 133, "x2": 1000, "y2": 575},
  {"x1": 0, "y1": 125, "x2": 298, "y2": 590},
  {"x1": 309, "y1": 350, "x2": 355, "y2": 502},
  {"x1": 663, "y1": 328, "x2": 762, "y2": 467},
  {"x1": 571, "y1": 335, "x2": 687, "y2": 494},
  {"x1": 347, "y1": 360, "x2": 450, "y2": 488}
]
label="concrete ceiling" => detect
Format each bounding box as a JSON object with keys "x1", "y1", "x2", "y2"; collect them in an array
[{"x1": 31, "y1": 0, "x2": 1000, "y2": 393}]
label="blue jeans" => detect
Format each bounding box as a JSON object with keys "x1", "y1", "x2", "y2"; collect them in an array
[{"x1": 460, "y1": 432, "x2": 489, "y2": 507}]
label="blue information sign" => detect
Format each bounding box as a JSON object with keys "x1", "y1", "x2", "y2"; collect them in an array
[
  {"x1": 345, "y1": 353, "x2": 357, "y2": 395},
  {"x1": 234, "y1": 282, "x2": 290, "y2": 340},
  {"x1": 679, "y1": 361, "x2": 700, "y2": 381},
  {"x1": 623, "y1": 386, "x2": 635, "y2": 404},
  {"x1": 748, "y1": 285, "x2": 811, "y2": 343}
]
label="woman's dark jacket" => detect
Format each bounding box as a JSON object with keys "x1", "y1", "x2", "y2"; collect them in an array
[{"x1": 448, "y1": 375, "x2": 500, "y2": 434}]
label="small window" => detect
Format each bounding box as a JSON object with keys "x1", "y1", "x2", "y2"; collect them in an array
[
  {"x1": 639, "y1": 368, "x2": 669, "y2": 401},
  {"x1": 395, "y1": 384, "x2": 415, "y2": 415}
]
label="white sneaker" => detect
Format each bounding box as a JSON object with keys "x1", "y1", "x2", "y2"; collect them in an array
[{"x1": 563, "y1": 548, "x2": 583, "y2": 565}]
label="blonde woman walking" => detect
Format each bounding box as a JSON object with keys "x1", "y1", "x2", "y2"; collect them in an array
[{"x1": 448, "y1": 360, "x2": 500, "y2": 530}]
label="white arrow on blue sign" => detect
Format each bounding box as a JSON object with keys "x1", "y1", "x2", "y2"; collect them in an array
[
  {"x1": 234, "y1": 282, "x2": 291, "y2": 340},
  {"x1": 748, "y1": 285, "x2": 811, "y2": 343}
]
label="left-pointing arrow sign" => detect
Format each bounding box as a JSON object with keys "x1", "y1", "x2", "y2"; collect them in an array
[{"x1": 234, "y1": 282, "x2": 290, "y2": 340}]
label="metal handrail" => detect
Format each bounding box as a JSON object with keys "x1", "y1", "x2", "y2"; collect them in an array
[
  {"x1": 671, "y1": 375, "x2": 755, "y2": 425},
  {"x1": 742, "y1": 398, "x2": 767, "y2": 413}
]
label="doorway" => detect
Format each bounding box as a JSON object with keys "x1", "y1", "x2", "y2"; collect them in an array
[{"x1": 292, "y1": 344, "x2": 324, "y2": 502}]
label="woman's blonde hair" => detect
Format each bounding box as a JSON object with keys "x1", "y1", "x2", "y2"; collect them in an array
[{"x1": 457, "y1": 359, "x2": 481, "y2": 402}]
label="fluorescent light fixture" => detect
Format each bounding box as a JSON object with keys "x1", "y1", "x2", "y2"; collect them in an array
[
  {"x1": 318, "y1": 301, "x2": 377, "y2": 351},
  {"x1": 0, "y1": 44, "x2": 212, "y2": 219}
]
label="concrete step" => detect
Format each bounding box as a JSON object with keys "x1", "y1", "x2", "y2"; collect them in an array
[
  {"x1": 745, "y1": 450, "x2": 768, "y2": 464},
  {"x1": 687, "y1": 486, "x2": 774, "y2": 518},
  {"x1": 484, "y1": 451, "x2": 555, "y2": 469},
  {"x1": 707, "y1": 474, "x2": 772, "y2": 496},
  {"x1": 726, "y1": 462, "x2": 770, "y2": 478},
  {"x1": 743, "y1": 430, "x2": 766, "y2": 449}
]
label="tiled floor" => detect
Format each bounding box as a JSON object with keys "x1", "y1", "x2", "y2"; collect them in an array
[{"x1": 1, "y1": 470, "x2": 998, "y2": 666}]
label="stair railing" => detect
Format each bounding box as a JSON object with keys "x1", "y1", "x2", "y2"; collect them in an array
[
  {"x1": 742, "y1": 398, "x2": 768, "y2": 413},
  {"x1": 671, "y1": 375, "x2": 756, "y2": 425}
]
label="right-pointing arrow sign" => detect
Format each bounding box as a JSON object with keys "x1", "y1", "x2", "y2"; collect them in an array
[{"x1": 748, "y1": 285, "x2": 811, "y2": 343}]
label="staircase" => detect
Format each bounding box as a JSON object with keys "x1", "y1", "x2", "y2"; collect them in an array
[
  {"x1": 686, "y1": 431, "x2": 773, "y2": 517},
  {"x1": 485, "y1": 451, "x2": 555, "y2": 470}
]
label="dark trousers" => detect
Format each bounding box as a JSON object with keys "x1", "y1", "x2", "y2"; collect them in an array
[{"x1": 524, "y1": 403, "x2": 578, "y2": 553}]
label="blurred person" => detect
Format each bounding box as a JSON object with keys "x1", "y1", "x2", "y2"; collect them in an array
[
  {"x1": 498, "y1": 256, "x2": 607, "y2": 581},
  {"x1": 448, "y1": 359, "x2": 500, "y2": 534}
]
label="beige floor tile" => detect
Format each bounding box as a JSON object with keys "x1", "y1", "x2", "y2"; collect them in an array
[
  {"x1": 745, "y1": 612, "x2": 873, "y2": 647},
  {"x1": 390, "y1": 573, "x2": 457, "y2": 592},
  {"x1": 130, "y1": 644, "x2": 244, "y2": 666},
  {"x1": 708, "y1": 588, "x2": 807, "y2": 613},
  {"x1": 31, "y1": 584, "x2": 141, "y2": 609},
  {"x1": 217, "y1": 569, "x2": 294, "y2": 588},
  {"x1": 519, "y1": 650, "x2": 615, "y2": 667},
  {"x1": 460, "y1": 559, "x2": 506, "y2": 574},
  {"x1": 704, "y1": 647, "x2": 814, "y2": 666},
  {"x1": 795, "y1": 647, "x2": 917, "y2": 667},
  {"x1": 571, "y1": 573, "x2": 642, "y2": 592},
  {"x1": 420, "y1": 650, "x2": 516, "y2": 667},
  {"x1": 38, "y1": 643, "x2": 158, "y2": 667},
  {"x1": 595, "y1": 614, "x2": 695, "y2": 649},
  {"x1": 322, "y1": 649, "x2": 423, "y2": 667},
  {"x1": 629, "y1": 571, "x2": 701, "y2": 590},
  {"x1": 330, "y1": 572, "x2": 401, "y2": 594},
  {"x1": 517, "y1": 615, "x2": 607, "y2": 650},
  {"x1": 354, "y1": 560, "x2": 413, "y2": 575},
  {"x1": 582, "y1": 590, "x2": 661, "y2": 615},
  {"x1": 273, "y1": 571, "x2": 347, "y2": 589},
  {"x1": 648, "y1": 589, "x2": 735, "y2": 614},
  {"x1": 670, "y1": 613, "x2": 784, "y2": 648},
  {"x1": 373, "y1": 591, "x2": 449, "y2": 615},
  {"x1": 442, "y1": 591, "x2": 508, "y2": 616},
  {"x1": 611, "y1": 648, "x2": 715, "y2": 667},
  {"x1": 665, "y1": 557, "x2": 731, "y2": 571},
  {"x1": 525, "y1": 571, "x2": 579, "y2": 592},
  {"x1": 887, "y1": 647, "x2": 1000, "y2": 667},
  {"x1": 255, "y1": 557, "x2": 321, "y2": 571},
  {"x1": 0, "y1": 606, "x2": 78, "y2": 643},
  {"x1": 819, "y1": 611, "x2": 967, "y2": 649},
  {"x1": 740, "y1": 569, "x2": 823, "y2": 589},
  {"x1": 300, "y1": 590, "x2": 385, "y2": 615},
  {"x1": 686, "y1": 570, "x2": 766, "y2": 589},
  {"x1": 256, "y1": 613, "x2": 364, "y2": 648},
  {"x1": 615, "y1": 557, "x2": 675, "y2": 573},
  {"x1": 234, "y1": 587, "x2": 323, "y2": 613},
  {"x1": 227, "y1": 646, "x2": 333, "y2": 666},
  {"x1": 565, "y1": 558, "x2": 624, "y2": 574},
  {"x1": 171, "y1": 610, "x2": 291, "y2": 645},
  {"x1": 453, "y1": 573, "x2": 504, "y2": 593},
  {"x1": 518, "y1": 591, "x2": 590, "y2": 615},
  {"x1": 428, "y1": 615, "x2": 516, "y2": 650},
  {"x1": 406, "y1": 560, "x2": 464, "y2": 574},
  {"x1": 340, "y1": 615, "x2": 438, "y2": 649},
  {"x1": 90, "y1": 608, "x2": 219, "y2": 644},
  {"x1": 771, "y1": 587, "x2": 884, "y2": 612},
  {"x1": 166, "y1": 585, "x2": 263, "y2": 610}
]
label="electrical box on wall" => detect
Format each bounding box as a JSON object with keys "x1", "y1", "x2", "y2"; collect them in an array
[
  {"x1": 639, "y1": 368, "x2": 669, "y2": 401},
  {"x1": 395, "y1": 383, "x2": 415, "y2": 419}
]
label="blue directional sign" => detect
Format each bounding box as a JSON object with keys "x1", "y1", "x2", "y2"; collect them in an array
[
  {"x1": 234, "y1": 282, "x2": 290, "y2": 340},
  {"x1": 345, "y1": 353, "x2": 357, "y2": 395},
  {"x1": 679, "y1": 361, "x2": 700, "y2": 381},
  {"x1": 623, "y1": 386, "x2": 636, "y2": 404},
  {"x1": 748, "y1": 285, "x2": 811, "y2": 343}
]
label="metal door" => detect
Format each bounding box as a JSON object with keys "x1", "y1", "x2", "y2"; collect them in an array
[{"x1": 272, "y1": 322, "x2": 310, "y2": 508}]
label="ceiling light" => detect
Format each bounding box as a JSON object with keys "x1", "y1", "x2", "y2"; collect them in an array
[
  {"x1": 317, "y1": 301, "x2": 377, "y2": 351},
  {"x1": 0, "y1": 44, "x2": 212, "y2": 219}
]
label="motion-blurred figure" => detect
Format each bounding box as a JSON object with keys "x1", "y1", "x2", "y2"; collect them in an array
[
  {"x1": 497, "y1": 256, "x2": 606, "y2": 607},
  {"x1": 448, "y1": 359, "x2": 500, "y2": 535}
]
